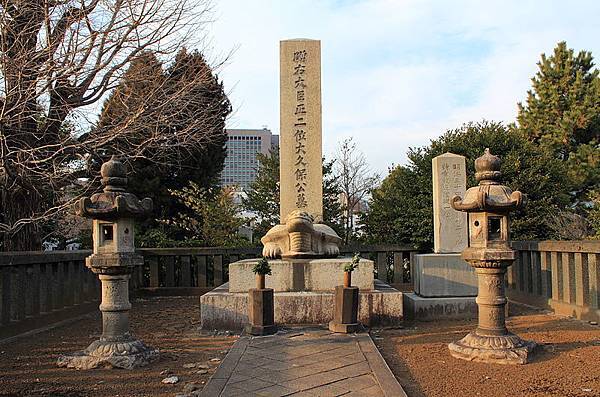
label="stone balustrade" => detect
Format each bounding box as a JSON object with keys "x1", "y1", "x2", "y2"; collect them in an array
[
  {"x1": 507, "y1": 240, "x2": 600, "y2": 322},
  {"x1": 0, "y1": 245, "x2": 417, "y2": 339}
]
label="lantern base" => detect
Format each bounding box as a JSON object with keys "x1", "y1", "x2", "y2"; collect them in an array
[
  {"x1": 448, "y1": 331, "x2": 536, "y2": 365},
  {"x1": 57, "y1": 337, "x2": 159, "y2": 370}
]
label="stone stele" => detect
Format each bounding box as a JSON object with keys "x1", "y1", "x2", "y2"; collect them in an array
[
  {"x1": 432, "y1": 153, "x2": 468, "y2": 253},
  {"x1": 261, "y1": 39, "x2": 341, "y2": 258}
]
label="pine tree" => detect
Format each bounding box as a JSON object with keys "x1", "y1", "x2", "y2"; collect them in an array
[
  {"x1": 517, "y1": 41, "x2": 600, "y2": 218},
  {"x1": 243, "y1": 150, "x2": 344, "y2": 243},
  {"x1": 94, "y1": 48, "x2": 231, "y2": 242},
  {"x1": 518, "y1": 42, "x2": 600, "y2": 158}
]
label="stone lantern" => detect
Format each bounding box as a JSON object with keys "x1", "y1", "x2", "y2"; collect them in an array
[
  {"x1": 57, "y1": 156, "x2": 159, "y2": 369},
  {"x1": 448, "y1": 149, "x2": 536, "y2": 364}
]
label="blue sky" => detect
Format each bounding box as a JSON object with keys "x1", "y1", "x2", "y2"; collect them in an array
[{"x1": 205, "y1": 0, "x2": 600, "y2": 174}]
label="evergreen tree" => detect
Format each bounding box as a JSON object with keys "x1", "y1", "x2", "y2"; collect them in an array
[
  {"x1": 242, "y1": 150, "x2": 344, "y2": 243},
  {"x1": 162, "y1": 183, "x2": 249, "y2": 247},
  {"x1": 361, "y1": 121, "x2": 570, "y2": 249},
  {"x1": 517, "y1": 42, "x2": 600, "y2": 159},
  {"x1": 94, "y1": 48, "x2": 231, "y2": 241},
  {"x1": 242, "y1": 149, "x2": 281, "y2": 240},
  {"x1": 517, "y1": 42, "x2": 600, "y2": 213}
]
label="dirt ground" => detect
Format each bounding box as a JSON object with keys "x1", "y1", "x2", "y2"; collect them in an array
[
  {"x1": 376, "y1": 305, "x2": 600, "y2": 397},
  {"x1": 0, "y1": 296, "x2": 236, "y2": 397}
]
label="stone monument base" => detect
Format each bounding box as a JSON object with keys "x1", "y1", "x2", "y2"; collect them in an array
[
  {"x1": 57, "y1": 337, "x2": 159, "y2": 370},
  {"x1": 200, "y1": 280, "x2": 402, "y2": 331},
  {"x1": 413, "y1": 253, "x2": 477, "y2": 297},
  {"x1": 448, "y1": 332, "x2": 537, "y2": 365},
  {"x1": 403, "y1": 293, "x2": 477, "y2": 321},
  {"x1": 228, "y1": 258, "x2": 374, "y2": 292}
]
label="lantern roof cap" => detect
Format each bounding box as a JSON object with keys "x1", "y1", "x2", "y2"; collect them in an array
[
  {"x1": 451, "y1": 149, "x2": 523, "y2": 213},
  {"x1": 75, "y1": 157, "x2": 152, "y2": 220}
]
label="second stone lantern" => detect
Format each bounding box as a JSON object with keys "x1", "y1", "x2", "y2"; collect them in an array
[
  {"x1": 57, "y1": 156, "x2": 158, "y2": 369},
  {"x1": 448, "y1": 149, "x2": 536, "y2": 365}
]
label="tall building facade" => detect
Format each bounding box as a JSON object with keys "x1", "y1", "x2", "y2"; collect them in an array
[{"x1": 220, "y1": 128, "x2": 279, "y2": 189}]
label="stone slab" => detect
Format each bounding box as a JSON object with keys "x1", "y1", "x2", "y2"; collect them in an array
[
  {"x1": 199, "y1": 327, "x2": 406, "y2": 397},
  {"x1": 403, "y1": 292, "x2": 477, "y2": 321},
  {"x1": 432, "y1": 153, "x2": 468, "y2": 253},
  {"x1": 413, "y1": 253, "x2": 477, "y2": 297},
  {"x1": 280, "y1": 39, "x2": 323, "y2": 222},
  {"x1": 228, "y1": 257, "x2": 374, "y2": 292},
  {"x1": 200, "y1": 281, "x2": 402, "y2": 331}
]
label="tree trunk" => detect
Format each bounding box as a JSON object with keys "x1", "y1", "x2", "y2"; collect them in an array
[{"x1": 1, "y1": 185, "x2": 43, "y2": 252}]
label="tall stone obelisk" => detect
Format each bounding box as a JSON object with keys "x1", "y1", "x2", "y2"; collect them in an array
[
  {"x1": 279, "y1": 39, "x2": 323, "y2": 223},
  {"x1": 261, "y1": 39, "x2": 341, "y2": 259}
]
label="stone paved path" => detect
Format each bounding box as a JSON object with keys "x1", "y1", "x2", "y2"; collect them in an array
[{"x1": 199, "y1": 327, "x2": 406, "y2": 397}]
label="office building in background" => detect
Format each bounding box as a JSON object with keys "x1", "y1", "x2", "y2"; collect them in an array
[{"x1": 220, "y1": 128, "x2": 279, "y2": 189}]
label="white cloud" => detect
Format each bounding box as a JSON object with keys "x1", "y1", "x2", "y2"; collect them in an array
[{"x1": 204, "y1": 0, "x2": 600, "y2": 173}]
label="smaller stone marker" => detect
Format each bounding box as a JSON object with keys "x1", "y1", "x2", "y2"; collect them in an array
[{"x1": 432, "y1": 153, "x2": 468, "y2": 253}]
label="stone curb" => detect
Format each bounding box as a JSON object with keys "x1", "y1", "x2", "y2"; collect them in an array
[{"x1": 358, "y1": 333, "x2": 408, "y2": 397}]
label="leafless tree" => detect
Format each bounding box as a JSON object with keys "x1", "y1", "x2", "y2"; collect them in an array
[
  {"x1": 333, "y1": 137, "x2": 379, "y2": 244},
  {"x1": 0, "y1": 0, "x2": 226, "y2": 250}
]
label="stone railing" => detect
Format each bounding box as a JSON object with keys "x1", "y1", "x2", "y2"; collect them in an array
[
  {"x1": 133, "y1": 245, "x2": 418, "y2": 294},
  {"x1": 508, "y1": 240, "x2": 600, "y2": 322},
  {"x1": 0, "y1": 250, "x2": 100, "y2": 339},
  {"x1": 0, "y1": 244, "x2": 417, "y2": 338}
]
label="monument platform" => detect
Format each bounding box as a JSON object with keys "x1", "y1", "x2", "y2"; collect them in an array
[
  {"x1": 413, "y1": 253, "x2": 477, "y2": 297},
  {"x1": 405, "y1": 253, "x2": 477, "y2": 321},
  {"x1": 228, "y1": 258, "x2": 374, "y2": 292},
  {"x1": 200, "y1": 280, "x2": 402, "y2": 331}
]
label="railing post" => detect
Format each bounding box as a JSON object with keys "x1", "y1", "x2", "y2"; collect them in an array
[
  {"x1": 376, "y1": 252, "x2": 387, "y2": 283},
  {"x1": 562, "y1": 252, "x2": 574, "y2": 304},
  {"x1": 164, "y1": 256, "x2": 175, "y2": 287},
  {"x1": 531, "y1": 251, "x2": 541, "y2": 295},
  {"x1": 1, "y1": 267, "x2": 11, "y2": 325},
  {"x1": 149, "y1": 257, "x2": 159, "y2": 287},
  {"x1": 214, "y1": 255, "x2": 223, "y2": 287},
  {"x1": 27, "y1": 264, "x2": 41, "y2": 317},
  {"x1": 540, "y1": 251, "x2": 551, "y2": 299},
  {"x1": 181, "y1": 256, "x2": 192, "y2": 287},
  {"x1": 197, "y1": 256, "x2": 207, "y2": 288},
  {"x1": 589, "y1": 253, "x2": 599, "y2": 310},
  {"x1": 551, "y1": 251, "x2": 560, "y2": 301},
  {"x1": 15, "y1": 265, "x2": 26, "y2": 321},
  {"x1": 392, "y1": 252, "x2": 402, "y2": 284},
  {"x1": 574, "y1": 253, "x2": 588, "y2": 307}
]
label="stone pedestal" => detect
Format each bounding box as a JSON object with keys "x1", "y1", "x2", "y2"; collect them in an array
[
  {"x1": 200, "y1": 280, "x2": 402, "y2": 331},
  {"x1": 229, "y1": 258, "x2": 374, "y2": 292},
  {"x1": 329, "y1": 286, "x2": 361, "y2": 333},
  {"x1": 448, "y1": 267, "x2": 536, "y2": 364},
  {"x1": 413, "y1": 254, "x2": 477, "y2": 297},
  {"x1": 245, "y1": 288, "x2": 277, "y2": 336},
  {"x1": 57, "y1": 273, "x2": 159, "y2": 369},
  {"x1": 405, "y1": 253, "x2": 477, "y2": 321}
]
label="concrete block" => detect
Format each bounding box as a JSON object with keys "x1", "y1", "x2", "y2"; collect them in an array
[
  {"x1": 200, "y1": 281, "x2": 402, "y2": 331},
  {"x1": 228, "y1": 258, "x2": 374, "y2": 293},
  {"x1": 413, "y1": 253, "x2": 477, "y2": 297},
  {"x1": 403, "y1": 292, "x2": 477, "y2": 321}
]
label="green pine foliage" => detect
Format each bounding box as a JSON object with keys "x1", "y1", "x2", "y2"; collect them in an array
[
  {"x1": 242, "y1": 149, "x2": 281, "y2": 241},
  {"x1": 362, "y1": 121, "x2": 570, "y2": 249},
  {"x1": 517, "y1": 42, "x2": 599, "y2": 160},
  {"x1": 242, "y1": 150, "x2": 344, "y2": 243},
  {"x1": 94, "y1": 48, "x2": 231, "y2": 241},
  {"x1": 161, "y1": 183, "x2": 249, "y2": 248},
  {"x1": 517, "y1": 41, "x2": 600, "y2": 236},
  {"x1": 253, "y1": 258, "x2": 272, "y2": 275}
]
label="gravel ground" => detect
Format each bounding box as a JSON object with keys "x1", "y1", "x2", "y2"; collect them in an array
[
  {"x1": 0, "y1": 296, "x2": 236, "y2": 397},
  {"x1": 375, "y1": 305, "x2": 600, "y2": 397}
]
